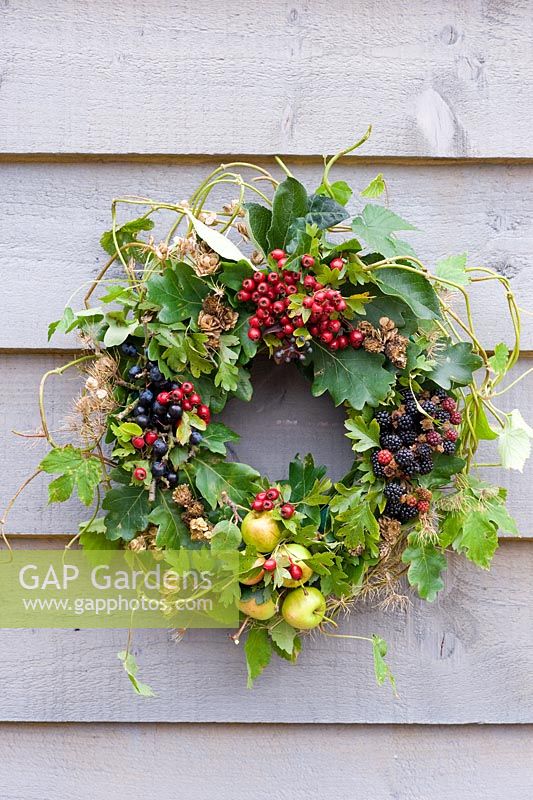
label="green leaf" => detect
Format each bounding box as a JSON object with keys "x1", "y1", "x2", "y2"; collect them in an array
[
  {"x1": 305, "y1": 193, "x2": 349, "y2": 228},
  {"x1": 267, "y1": 177, "x2": 308, "y2": 250},
  {"x1": 194, "y1": 457, "x2": 260, "y2": 509},
  {"x1": 234, "y1": 311, "x2": 259, "y2": 359},
  {"x1": 402, "y1": 536, "x2": 447, "y2": 601},
  {"x1": 488, "y1": 342, "x2": 510, "y2": 378},
  {"x1": 79, "y1": 517, "x2": 121, "y2": 550},
  {"x1": 100, "y1": 217, "x2": 154, "y2": 257},
  {"x1": 457, "y1": 512, "x2": 499, "y2": 569},
  {"x1": 215, "y1": 360, "x2": 239, "y2": 392},
  {"x1": 434, "y1": 253, "x2": 470, "y2": 287},
  {"x1": 498, "y1": 409, "x2": 533, "y2": 471},
  {"x1": 316, "y1": 179, "x2": 353, "y2": 206},
  {"x1": 200, "y1": 422, "x2": 240, "y2": 455},
  {"x1": 102, "y1": 484, "x2": 150, "y2": 541},
  {"x1": 335, "y1": 501, "x2": 380, "y2": 554},
  {"x1": 288, "y1": 454, "x2": 327, "y2": 503},
  {"x1": 244, "y1": 203, "x2": 272, "y2": 255},
  {"x1": 372, "y1": 635, "x2": 396, "y2": 692},
  {"x1": 210, "y1": 520, "x2": 242, "y2": 550},
  {"x1": 244, "y1": 627, "x2": 272, "y2": 688},
  {"x1": 269, "y1": 620, "x2": 298, "y2": 655},
  {"x1": 117, "y1": 651, "x2": 155, "y2": 697},
  {"x1": 146, "y1": 263, "x2": 210, "y2": 324},
  {"x1": 185, "y1": 210, "x2": 249, "y2": 263},
  {"x1": 148, "y1": 495, "x2": 188, "y2": 549},
  {"x1": 351, "y1": 204, "x2": 416, "y2": 257},
  {"x1": 374, "y1": 267, "x2": 441, "y2": 320},
  {"x1": 428, "y1": 341, "x2": 484, "y2": 389},
  {"x1": 360, "y1": 173, "x2": 386, "y2": 199},
  {"x1": 39, "y1": 445, "x2": 101, "y2": 506},
  {"x1": 219, "y1": 259, "x2": 255, "y2": 291},
  {"x1": 312, "y1": 345, "x2": 396, "y2": 409},
  {"x1": 344, "y1": 415, "x2": 381, "y2": 452},
  {"x1": 102, "y1": 315, "x2": 138, "y2": 348}
]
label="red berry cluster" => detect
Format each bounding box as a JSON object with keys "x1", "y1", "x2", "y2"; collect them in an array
[
  {"x1": 240, "y1": 259, "x2": 302, "y2": 344},
  {"x1": 300, "y1": 272, "x2": 364, "y2": 352},
  {"x1": 251, "y1": 486, "x2": 295, "y2": 519}
]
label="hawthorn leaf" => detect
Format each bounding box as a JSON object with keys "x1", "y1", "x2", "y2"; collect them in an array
[
  {"x1": 428, "y1": 341, "x2": 484, "y2": 389},
  {"x1": 219, "y1": 260, "x2": 255, "y2": 291},
  {"x1": 149, "y1": 493, "x2": 188, "y2": 549},
  {"x1": 244, "y1": 627, "x2": 272, "y2": 688},
  {"x1": 200, "y1": 422, "x2": 240, "y2": 456},
  {"x1": 269, "y1": 620, "x2": 298, "y2": 655},
  {"x1": 402, "y1": 536, "x2": 447, "y2": 601},
  {"x1": 288, "y1": 454, "x2": 327, "y2": 503},
  {"x1": 312, "y1": 345, "x2": 396, "y2": 409},
  {"x1": 267, "y1": 177, "x2": 308, "y2": 249},
  {"x1": 374, "y1": 267, "x2": 441, "y2": 320},
  {"x1": 344, "y1": 415, "x2": 381, "y2": 452},
  {"x1": 351, "y1": 204, "x2": 416, "y2": 257}
]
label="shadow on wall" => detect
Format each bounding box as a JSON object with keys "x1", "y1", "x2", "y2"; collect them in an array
[{"x1": 221, "y1": 355, "x2": 354, "y2": 480}]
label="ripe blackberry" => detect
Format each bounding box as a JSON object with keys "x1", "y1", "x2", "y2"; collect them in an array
[
  {"x1": 395, "y1": 448, "x2": 416, "y2": 470},
  {"x1": 416, "y1": 443, "x2": 433, "y2": 458},
  {"x1": 385, "y1": 499, "x2": 403, "y2": 520},
  {"x1": 384, "y1": 481, "x2": 404, "y2": 501},
  {"x1": 400, "y1": 429, "x2": 417, "y2": 446},
  {"x1": 398, "y1": 503, "x2": 419, "y2": 522},
  {"x1": 421, "y1": 400, "x2": 437, "y2": 416},
  {"x1": 380, "y1": 433, "x2": 403, "y2": 452},
  {"x1": 374, "y1": 410, "x2": 391, "y2": 429},
  {"x1": 371, "y1": 451, "x2": 386, "y2": 478},
  {"x1": 397, "y1": 413, "x2": 417, "y2": 431},
  {"x1": 443, "y1": 440, "x2": 457, "y2": 455},
  {"x1": 433, "y1": 387, "x2": 447, "y2": 399},
  {"x1": 417, "y1": 456, "x2": 434, "y2": 475},
  {"x1": 434, "y1": 409, "x2": 450, "y2": 423}
]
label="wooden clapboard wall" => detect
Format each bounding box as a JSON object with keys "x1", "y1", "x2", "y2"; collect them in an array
[{"x1": 1, "y1": 1, "x2": 532, "y2": 797}]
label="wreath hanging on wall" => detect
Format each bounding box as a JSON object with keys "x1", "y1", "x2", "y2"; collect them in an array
[{"x1": 4, "y1": 129, "x2": 531, "y2": 692}]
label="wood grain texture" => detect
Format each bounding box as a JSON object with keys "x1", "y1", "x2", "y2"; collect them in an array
[
  {"x1": 2, "y1": 353, "x2": 531, "y2": 536},
  {"x1": 1, "y1": 159, "x2": 532, "y2": 350},
  {"x1": 0, "y1": 541, "x2": 531, "y2": 722},
  {"x1": 0, "y1": 1, "x2": 532, "y2": 157},
  {"x1": 0, "y1": 723, "x2": 532, "y2": 800}
]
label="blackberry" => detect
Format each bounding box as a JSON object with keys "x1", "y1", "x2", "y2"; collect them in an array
[
  {"x1": 421, "y1": 400, "x2": 437, "y2": 416},
  {"x1": 190, "y1": 431, "x2": 203, "y2": 445},
  {"x1": 371, "y1": 451, "x2": 386, "y2": 478},
  {"x1": 128, "y1": 365, "x2": 143, "y2": 380},
  {"x1": 397, "y1": 413, "x2": 417, "y2": 431},
  {"x1": 384, "y1": 481, "x2": 404, "y2": 501},
  {"x1": 416, "y1": 443, "x2": 433, "y2": 459},
  {"x1": 380, "y1": 433, "x2": 403, "y2": 452},
  {"x1": 401, "y1": 388, "x2": 418, "y2": 412},
  {"x1": 375, "y1": 410, "x2": 391, "y2": 429},
  {"x1": 398, "y1": 504, "x2": 419, "y2": 522},
  {"x1": 417, "y1": 456, "x2": 434, "y2": 475},
  {"x1": 433, "y1": 387, "x2": 447, "y2": 399},
  {"x1": 385, "y1": 499, "x2": 403, "y2": 520},
  {"x1": 443, "y1": 440, "x2": 457, "y2": 455},
  {"x1": 434, "y1": 408, "x2": 450, "y2": 423},
  {"x1": 395, "y1": 448, "x2": 416, "y2": 470},
  {"x1": 400, "y1": 429, "x2": 417, "y2": 446}
]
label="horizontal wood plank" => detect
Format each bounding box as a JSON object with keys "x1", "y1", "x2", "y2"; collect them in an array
[
  {"x1": 1, "y1": 723, "x2": 532, "y2": 799},
  {"x1": 2, "y1": 159, "x2": 533, "y2": 349},
  {"x1": 0, "y1": 541, "x2": 530, "y2": 722},
  {"x1": 0, "y1": 1, "x2": 532, "y2": 157},
  {"x1": 1, "y1": 353, "x2": 531, "y2": 537}
]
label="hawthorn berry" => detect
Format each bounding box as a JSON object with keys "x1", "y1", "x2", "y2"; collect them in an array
[
  {"x1": 329, "y1": 257, "x2": 344, "y2": 270},
  {"x1": 252, "y1": 499, "x2": 264, "y2": 512},
  {"x1": 270, "y1": 249, "x2": 286, "y2": 261},
  {"x1": 131, "y1": 436, "x2": 145, "y2": 450},
  {"x1": 182, "y1": 399, "x2": 193, "y2": 412},
  {"x1": 301, "y1": 254, "x2": 315, "y2": 268},
  {"x1": 144, "y1": 431, "x2": 158, "y2": 446},
  {"x1": 197, "y1": 405, "x2": 211, "y2": 423},
  {"x1": 263, "y1": 558, "x2": 277, "y2": 572},
  {"x1": 266, "y1": 488, "x2": 280, "y2": 501},
  {"x1": 181, "y1": 382, "x2": 194, "y2": 394},
  {"x1": 288, "y1": 563, "x2": 303, "y2": 581},
  {"x1": 262, "y1": 499, "x2": 274, "y2": 511},
  {"x1": 133, "y1": 467, "x2": 147, "y2": 481},
  {"x1": 303, "y1": 275, "x2": 317, "y2": 289},
  {"x1": 237, "y1": 290, "x2": 252, "y2": 302},
  {"x1": 280, "y1": 503, "x2": 295, "y2": 519},
  {"x1": 157, "y1": 391, "x2": 171, "y2": 405},
  {"x1": 349, "y1": 329, "x2": 364, "y2": 348},
  {"x1": 248, "y1": 327, "x2": 262, "y2": 341},
  {"x1": 256, "y1": 491, "x2": 268, "y2": 502}
]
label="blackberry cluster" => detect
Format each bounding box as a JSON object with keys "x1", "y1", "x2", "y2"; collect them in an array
[{"x1": 370, "y1": 384, "x2": 463, "y2": 523}]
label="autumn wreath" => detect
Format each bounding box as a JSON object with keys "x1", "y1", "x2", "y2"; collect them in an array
[{"x1": 4, "y1": 129, "x2": 531, "y2": 692}]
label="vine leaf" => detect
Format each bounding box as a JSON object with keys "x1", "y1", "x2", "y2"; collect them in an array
[
  {"x1": 372, "y1": 635, "x2": 397, "y2": 693},
  {"x1": 244, "y1": 203, "x2": 272, "y2": 255},
  {"x1": 146, "y1": 263, "x2": 210, "y2": 324},
  {"x1": 267, "y1": 177, "x2": 308, "y2": 249},
  {"x1": 428, "y1": 341, "x2": 484, "y2": 389},
  {"x1": 351, "y1": 204, "x2": 416, "y2": 257},
  {"x1": 434, "y1": 253, "x2": 470, "y2": 287},
  {"x1": 185, "y1": 210, "x2": 249, "y2": 263},
  {"x1": 312, "y1": 345, "x2": 396, "y2": 409},
  {"x1": 402, "y1": 535, "x2": 447, "y2": 601},
  {"x1": 102, "y1": 484, "x2": 151, "y2": 541},
  {"x1": 244, "y1": 627, "x2": 272, "y2": 688},
  {"x1": 360, "y1": 174, "x2": 386, "y2": 199},
  {"x1": 193, "y1": 457, "x2": 260, "y2": 509},
  {"x1": 269, "y1": 620, "x2": 298, "y2": 655},
  {"x1": 100, "y1": 217, "x2": 154, "y2": 257},
  {"x1": 497, "y1": 409, "x2": 533, "y2": 471},
  {"x1": 488, "y1": 342, "x2": 510, "y2": 377},
  {"x1": 316, "y1": 179, "x2": 353, "y2": 206},
  {"x1": 374, "y1": 267, "x2": 441, "y2": 320},
  {"x1": 39, "y1": 446, "x2": 102, "y2": 506},
  {"x1": 117, "y1": 651, "x2": 155, "y2": 698}
]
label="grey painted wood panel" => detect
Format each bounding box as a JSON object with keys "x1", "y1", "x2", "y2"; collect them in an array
[
  {"x1": 0, "y1": 1, "x2": 532, "y2": 157},
  {"x1": 1, "y1": 159, "x2": 532, "y2": 350},
  {"x1": 1, "y1": 353, "x2": 531, "y2": 536},
  {"x1": 1, "y1": 723, "x2": 532, "y2": 800},
  {"x1": 0, "y1": 541, "x2": 530, "y2": 722}
]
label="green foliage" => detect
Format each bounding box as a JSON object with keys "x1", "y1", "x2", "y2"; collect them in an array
[
  {"x1": 193, "y1": 456, "x2": 260, "y2": 509},
  {"x1": 244, "y1": 203, "x2": 272, "y2": 255},
  {"x1": 372, "y1": 635, "x2": 396, "y2": 692},
  {"x1": 344, "y1": 414, "x2": 381, "y2": 452},
  {"x1": 146, "y1": 263, "x2": 210, "y2": 324},
  {"x1": 102, "y1": 483, "x2": 151, "y2": 542},
  {"x1": 244, "y1": 627, "x2": 272, "y2": 688},
  {"x1": 269, "y1": 620, "x2": 298, "y2": 656},
  {"x1": 210, "y1": 520, "x2": 242, "y2": 550},
  {"x1": 402, "y1": 535, "x2": 447, "y2": 601},
  {"x1": 316, "y1": 179, "x2": 353, "y2": 206},
  {"x1": 117, "y1": 651, "x2": 155, "y2": 697},
  {"x1": 428, "y1": 341, "x2": 484, "y2": 389},
  {"x1": 100, "y1": 217, "x2": 154, "y2": 256},
  {"x1": 434, "y1": 253, "x2": 470, "y2": 287},
  {"x1": 489, "y1": 343, "x2": 510, "y2": 377},
  {"x1": 40, "y1": 446, "x2": 101, "y2": 506},
  {"x1": 374, "y1": 267, "x2": 441, "y2": 320},
  {"x1": 305, "y1": 193, "x2": 349, "y2": 228},
  {"x1": 148, "y1": 493, "x2": 188, "y2": 548},
  {"x1": 360, "y1": 174, "x2": 386, "y2": 198},
  {"x1": 267, "y1": 177, "x2": 308, "y2": 249},
  {"x1": 497, "y1": 409, "x2": 533, "y2": 471},
  {"x1": 351, "y1": 204, "x2": 416, "y2": 257},
  {"x1": 312, "y1": 345, "x2": 396, "y2": 409},
  {"x1": 199, "y1": 422, "x2": 240, "y2": 455}
]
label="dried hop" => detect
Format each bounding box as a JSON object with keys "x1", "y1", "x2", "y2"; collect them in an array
[
  {"x1": 188, "y1": 517, "x2": 213, "y2": 542},
  {"x1": 172, "y1": 484, "x2": 194, "y2": 507}
]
